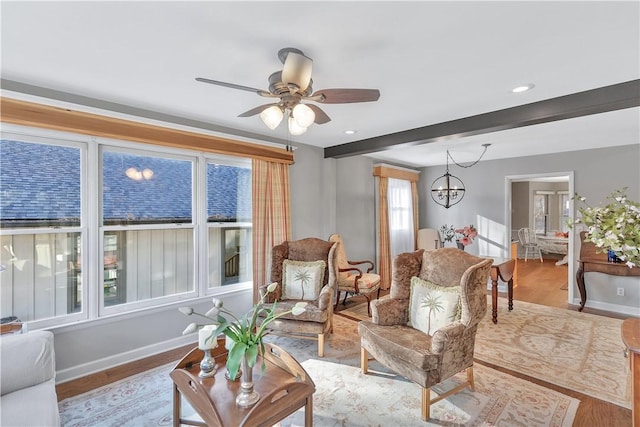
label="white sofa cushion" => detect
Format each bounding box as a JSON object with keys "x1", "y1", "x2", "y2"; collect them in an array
[{"x1": 1, "y1": 381, "x2": 61, "y2": 426}]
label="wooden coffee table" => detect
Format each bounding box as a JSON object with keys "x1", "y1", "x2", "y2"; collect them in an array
[{"x1": 171, "y1": 338, "x2": 315, "y2": 427}]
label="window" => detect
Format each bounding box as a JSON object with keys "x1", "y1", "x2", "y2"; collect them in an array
[
  {"x1": 559, "y1": 191, "x2": 570, "y2": 233},
  {"x1": 206, "y1": 161, "x2": 252, "y2": 287},
  {"x1": 533, "y1": 192, "x2": 549, "y2": 234},
  {"x1": 0, "y1": 136, "x2": 85, "y2": 325},
  {"x1": 0, "y1": 125, "x2": 253, "y2": 327},
  {"x1": 101, "y1": 149, "x2": 196, "y2": 311},
  {"x1": 387, "y1": 178, "x2": 415, "y2": 257}
]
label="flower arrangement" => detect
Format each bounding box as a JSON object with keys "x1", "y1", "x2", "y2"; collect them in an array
[
  {"x1": 179, "y1": 283, "x2": 307, "y2": 380},
  {"x1": 439, "y1": 224, "x2": 478, "y2": 246},
  {"x1": 572, "y1": 188, "x2": 639, "y2": 268},
  {"x1": 455, "y1": 225, "x2": 478, "y2": 246}
]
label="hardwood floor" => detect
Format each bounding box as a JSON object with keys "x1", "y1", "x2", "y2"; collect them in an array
[{"x1": 57, "y1": 260, "x2": 632, "y2": 426}]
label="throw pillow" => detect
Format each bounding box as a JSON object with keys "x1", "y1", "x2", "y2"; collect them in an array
[
  {"x1": 408, "y1": 276, "x2": 461, "y2": 336},
  {"x1": 282, "y1": 260, "x2": 326, "y2": 301}
]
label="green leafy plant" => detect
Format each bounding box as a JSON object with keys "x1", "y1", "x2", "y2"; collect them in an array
[
  {"x1": 179, "y1": 283, "x2": 307, "y2": 380},
  {"x1": 572, "y1": 188, "x2": 640, "y2": 268}
]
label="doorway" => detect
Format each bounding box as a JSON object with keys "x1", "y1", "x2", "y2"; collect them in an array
[{"x1": 506, "y1": 172, "x2": 575, "y2": 307}]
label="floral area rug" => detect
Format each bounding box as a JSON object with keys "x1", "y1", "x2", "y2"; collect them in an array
[
  {"x1": 58, "y1": 315, "x2": 579, "y2": 426},
  {"x1": 475, "y1": 296, "x2": 631, "y2": 409},
  {"x1": 338, "y1": 295, "x2": 631, "y2": 409},
  {"x1": 282, "y1": 359, "x2": 578, "y2": 427}
]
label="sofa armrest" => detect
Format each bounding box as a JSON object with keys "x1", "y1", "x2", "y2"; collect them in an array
[
  {"x1": 371, "y1": 298, "x2": 409, "y2": 326},
  {"x1": 317, "y1": 284, "x2": 333, "y2": 310},
  {"x1": 0, "y1": 330, "x2": 56, "y2": 396},
  {"x1": 430, "y1": 322, "x2": 465, "y2": 353}
]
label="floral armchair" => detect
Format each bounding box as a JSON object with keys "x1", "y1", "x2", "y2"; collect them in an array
[
  {"x1": 358, "y1": 248, "x2": 493, "y2": 420},
  {"x1": 258, "y1": 237, "x2": 338, "y2": 357}
]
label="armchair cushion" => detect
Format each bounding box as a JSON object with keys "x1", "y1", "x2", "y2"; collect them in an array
[
  {"x1": 408, "y1": 276, "x2": 461, "y2": 336},
  {"x1": 282, "y1": 259, "x2": 325, "y2": 301}
]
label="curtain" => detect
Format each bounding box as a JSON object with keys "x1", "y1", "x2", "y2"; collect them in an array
[
  {"x1": 252, "y1": 159, "x2": 291, "y2": 302},
  {"x1": 411, "y1": 180, "x2": 419, "y2": 250},
  {"x1": 387, "y1": 178, "x2": 415, "y2": 258},
  {"x1": 377, "y1": 177, "x2": 391, "y2": 290}
]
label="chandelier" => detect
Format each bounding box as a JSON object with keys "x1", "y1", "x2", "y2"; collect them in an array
[{"x1": 430, "y1": 144, "x2": 490, "y2": 208}]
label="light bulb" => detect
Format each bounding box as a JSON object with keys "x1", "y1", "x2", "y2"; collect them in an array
[
  {"x1": 288, "y1": 117, "x2": 307, "y2": 135},
  {"x1": 260, "y1": 106, "x2": 284, "y2": 130},
  {"x1": 292, "y1": 103, "x2": 315, "y2": 128}
]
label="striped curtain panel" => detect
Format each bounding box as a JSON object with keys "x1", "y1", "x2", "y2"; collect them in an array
[
  {"x1": 411, "y1": 181, "x2": 419, "y2": 250},
  {"x1": 252, "y1": 159, "x2": 291, "y2": 302},
  {"x1": 377, "y1": 177, "x2": 391, "y2": 290}
]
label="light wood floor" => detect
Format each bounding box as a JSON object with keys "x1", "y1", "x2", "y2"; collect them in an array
[{"x1": 57, "y1": 258, "x2": 632, "y2": 426}]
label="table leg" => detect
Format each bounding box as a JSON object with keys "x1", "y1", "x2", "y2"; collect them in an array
[
  {"x1": 507, "y1": 278, "x2": 513, "y2": 311},
  {"x1": 576, "y1": 264, "x2": 587, "y2": 311},
  {"x1": 491, "y1": 278, "x2": 498, "y2": 324},
  {"x1": 172, "y1": 384, "x2": 181, "y2": 427},
  {"x1": 305, "y1": 395, "x2": 313, "y2": 427}
]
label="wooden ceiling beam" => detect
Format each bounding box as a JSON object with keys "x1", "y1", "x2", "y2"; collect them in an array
[{"x1": 324, "y1": 79, "x2": 640, "y2": 159}]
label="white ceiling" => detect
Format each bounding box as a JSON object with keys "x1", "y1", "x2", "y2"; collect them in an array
[{"x1": 1, "y1": 1, "x2": 639, "y2": 167}]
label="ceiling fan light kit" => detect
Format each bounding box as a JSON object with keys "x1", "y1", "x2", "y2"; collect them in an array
[
  {"x1": 260, "y1": 105, "x2": 284, "y2": 130},
  {"x1": 196, "y1": 47, "x2": 380, "y2": 135}
]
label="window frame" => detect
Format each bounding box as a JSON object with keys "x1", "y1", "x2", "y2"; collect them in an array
[
  {"x1": 0, "y1": 128, "x2": 89, "y2": 329},
  {"x1": 0, "y1": 123, "x2": 253, "y2": 329}
]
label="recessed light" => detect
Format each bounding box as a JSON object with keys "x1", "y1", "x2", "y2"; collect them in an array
[
  {"x1": 344, "y1": 130, "x2": 357, "y2": 135},
  {"x1": 512, "y1": 84, "x2": 535, "y2": 93}
]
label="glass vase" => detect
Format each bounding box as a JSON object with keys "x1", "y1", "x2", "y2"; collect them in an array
[{"x1": 235, "y1": 356, "x2": 260, "y2": 408}]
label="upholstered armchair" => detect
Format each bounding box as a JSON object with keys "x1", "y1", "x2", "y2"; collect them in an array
[
  {"x1": 328, "y1": 234, "x2": 381, "y2": 315},
  {"x1": 259, "y1": 237, "x2": 338, "y2": 357},
  {"x1": 358, "y1": 248, "x2": 493, "y2": 420}
]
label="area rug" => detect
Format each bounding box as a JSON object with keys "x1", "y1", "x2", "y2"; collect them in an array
[
  {"x1": 475, "y1": 296, "x2": 631, "y2": 409},
  {"x1": 338, "y1": 296, "x2": 631, "y2": 409},
  {"x1": 283, "y1": 359, "x2": 578, "y2": 427},
  {"x1": 59, "y1": 315, "x2": 579, "y2": 426}
]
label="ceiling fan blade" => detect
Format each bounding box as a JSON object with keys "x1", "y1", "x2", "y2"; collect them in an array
[
  {"x1": 195, "y1": 77, "x2": 272, "y2": 97},
  {"x1": 238, "y1": 103, "x2": 279, "y2": 117},
  {"x1": 311, "y1": 88, "x2": 380, "y2": 104},
  {"x1": 281, "y1": 51, "x2": 313, "y2": 91},
  {"x1": 307, "y1": 104, "x2": 331, "y2": 124}
]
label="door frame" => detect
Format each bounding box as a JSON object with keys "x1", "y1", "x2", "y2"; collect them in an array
[{"x1": 505, "y1": 171, "x2": 575, "y2": 304}]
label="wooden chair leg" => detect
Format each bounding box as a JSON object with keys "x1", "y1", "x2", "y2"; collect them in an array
[
  {"x1": 334, "y1": 291, "x2": 341, "y2": 310},
  {"x1": 467, "y1": 367, "x2": 475, "y2": 390},
  {"x1": 364, "y1": 295, "x2": 372, "y2": 316},
  {"x1": 360, "y1": 347, "x2": 369, "y2": 374},
  {"x1": 318, "y1": 333, "x2": 325, "y2": 357},
  {"x1": 421, "y1": 387, "x2": 431, "y2": 420}
]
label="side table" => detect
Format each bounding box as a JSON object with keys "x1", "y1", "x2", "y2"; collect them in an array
[
  {"x1": 171, "y1": 338, "x2": 315, "y2": 427},
  {"x1": 622, "y1": 318, "x2": 640, "y2": 427},
  {"x1": 486, "y1": 257, "x2": 516, "y2": 324}
]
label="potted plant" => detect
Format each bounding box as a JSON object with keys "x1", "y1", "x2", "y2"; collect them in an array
[
  {"x1": 179, "y1": 283, "x2": 307, "y2": 406},
  {"x1": 573, "y1": 187, "x2": 640, "y2": 268}
]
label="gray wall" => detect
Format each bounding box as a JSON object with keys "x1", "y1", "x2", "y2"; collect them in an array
[{"x1": 419, "y1": 144, "x2": 640, "y2": 312}]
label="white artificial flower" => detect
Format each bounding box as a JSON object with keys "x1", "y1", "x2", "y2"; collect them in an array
[
  {"x1": 267, "y1": 282, "x2": 278, "y2": 293},
  {"x1": 179, "y1": 307, "x2": 194, "y2": 315},
  {"x1": 182, "y1": 322, "x2": 198, "y2": 335}
]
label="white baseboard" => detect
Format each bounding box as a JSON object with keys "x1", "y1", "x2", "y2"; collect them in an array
[
  {"x1": 56, "y1": 334, "x2": 197, "y2": 384},
  {"x1": 571, "y1": 298, "x2": 640, "y2": 317}
]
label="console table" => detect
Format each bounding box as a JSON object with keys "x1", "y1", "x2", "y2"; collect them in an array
[
  {"x1": 171, "y1": 338, "x2": 315, "y2": 427},
  {"x1": 622, "y1": 318, "x2": 640, "y2": 427},
  {"x1": 576, "y1": 232, "x2": 640, "y2": 311}
]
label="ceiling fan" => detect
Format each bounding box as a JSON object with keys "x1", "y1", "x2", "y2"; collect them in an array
[{"x1": 195, "y1": 47, "x2": 380, "y2": 135}]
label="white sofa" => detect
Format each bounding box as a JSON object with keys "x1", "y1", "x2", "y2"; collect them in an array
[{"x1": 0, "y1": 330, "x2": 60, "y2": 426}]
